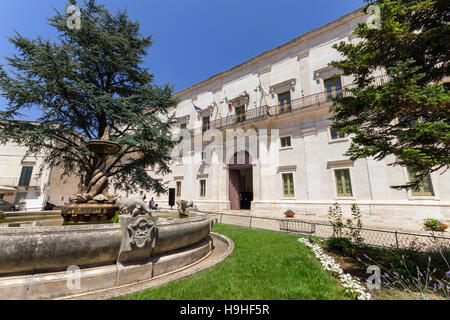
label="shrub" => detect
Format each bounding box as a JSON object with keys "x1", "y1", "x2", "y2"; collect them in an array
[
  {"x1": 328, "y1": 203, "x2": 364, "y2": 245},
  {"x1": 327, "y1": 237, "x2": 355, "y2": 255},
  {"x1": 328, "y1": 203, "x2": 344, "y2": 238},
  {"x1": 346, "y1": 204, "x2": 364, "y2": 245}
]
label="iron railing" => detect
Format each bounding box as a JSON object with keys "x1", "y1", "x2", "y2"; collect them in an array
[
  {"x1": 203, "y1": 74, "x2": 390, "y2": 130},
  {"x1": 206, "y1": 212, "x2": 450, "y2": 251}
]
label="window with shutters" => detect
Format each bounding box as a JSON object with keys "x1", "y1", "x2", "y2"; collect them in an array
[
  {"x1": 324, "y1": 77, "x2": 342, "y2": 100},
  {"x1": 235, "y1": 105, "x2": 246, "y2": 122},
  {"x1": 407, "y1": 166, "x2": 434, "y2": 196},
  {"x1": 334, "y1": 169, "x2": 353, "y2": 197},
  {"x1": 282, "y1": 173, "x2": 295, "y2": 197},
  {"x1": 18, "y1": 166, "x2": 33, "y2": 186},
  {"x1": 278, "y1": 91, "x2": 291, "y2": 113}
]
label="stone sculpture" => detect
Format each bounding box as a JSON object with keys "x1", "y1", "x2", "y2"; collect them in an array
[
  {"x1": 176, "y1": 200, "x2": 194, "y2": 216},
  {"x1": 69, "y1": 127, "x2": 121, "y2": 204},
  {"x1": 117, "y1": 197, "x2": 153, "y2": 217},
  {"x1": 128, "y1": 217, "x2": 157, "y2": 249}
]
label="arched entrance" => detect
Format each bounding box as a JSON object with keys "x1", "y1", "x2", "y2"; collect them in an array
[{"x1": 229, "y1": 151, "x2": 253, "y2": 210}]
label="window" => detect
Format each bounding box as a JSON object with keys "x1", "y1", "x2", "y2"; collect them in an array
[
  {"x1": 330, "y1": 128, "x2": 346, "y2": 140},
  {"x1": 176, "y1": 181, "x2": 182, "y2": 197},
  {"x1": 334, "y1": 169, "x2": 353, "y2": 197},
  {"x1": 18, "y1": 166, "x2": 33, "y2": 186},
  {"x1": 324, "y1": 77, "x2": 342, "y2": 100},
  {"x1": 278, "y1": 91, "x2": 291, "y2": 113},
  {"x1": 200, "y1": 180, "x2": 206, "y2": 197},
  {"x1": 280, "y1": 136, "x2": 292, "y2": 148},
  {"x1": 235, "y1": 105, "x2": 246, "y2": 122},
  {"x1": 202, "y1": 116, "x2": 210, "y2": 133},
  {"x1": 282, "y1": 173, "x2": 295, "y2": 197},
  {"x1": 177, "y1": 151, "x2": 183, "y2": 164},
  {"x1": 407, "y1": 166, "x2": 434, "y2": 196},
  {"x1": 180, "y1": 123, "x2": 187, "y2": 129},
  {"x1": 201, "y1": 151, "x2": 207, "y2": 161}
]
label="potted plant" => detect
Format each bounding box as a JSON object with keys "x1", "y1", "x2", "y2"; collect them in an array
[
  {"x1": 423, "y1": 218, "x2": 448, "y2": 232},
  {"x1": 284, "y1": 209, "x2": 295, "y2": 218}
]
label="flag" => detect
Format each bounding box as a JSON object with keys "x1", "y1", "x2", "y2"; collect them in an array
[
  {"x1": 225, "y1": 96, "x2": 232, "y2": 110},
  {"x1": 192, "y1": 100, "x2": 202, "y2": 112},
  {"x1": 259, "y1": 77, "x2": 270, "y2": 96}
]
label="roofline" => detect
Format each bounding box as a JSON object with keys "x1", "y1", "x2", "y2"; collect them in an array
[{"x1": 174, "y1": 6, "x2": 366, "y2": 98}]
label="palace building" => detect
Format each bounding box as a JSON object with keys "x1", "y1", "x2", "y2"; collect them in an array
[{"x1": 148, "y1": 8, "x2": 449, "y2": 230}]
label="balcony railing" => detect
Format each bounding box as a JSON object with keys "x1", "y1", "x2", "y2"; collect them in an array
[{"x1": 205, "y1": 74, "x2": 390, "y2": 130}]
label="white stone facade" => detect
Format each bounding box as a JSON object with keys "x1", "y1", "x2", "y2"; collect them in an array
[
  {"x1": 146, "y1": 8, "x2": 449, "y2": 230},
  {"x1": 0, "y1": 141, "x2": 79, "y2": 210}
]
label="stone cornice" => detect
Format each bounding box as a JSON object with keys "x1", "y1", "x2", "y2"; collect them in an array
[
  {"x1": 174, "y1": 8, "x2": 366, "y2": 98},
  {"x1": 327, "y1": 159, "x2": 354, "y2": 168}
]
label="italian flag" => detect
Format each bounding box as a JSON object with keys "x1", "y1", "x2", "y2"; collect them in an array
[{"x1": 225, "y1": 96, "x2": 232, "y2": 110}]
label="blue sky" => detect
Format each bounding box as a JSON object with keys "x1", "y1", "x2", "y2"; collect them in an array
[{"x1": 0, "y1": 0, "x2": 365, "y2": 120}]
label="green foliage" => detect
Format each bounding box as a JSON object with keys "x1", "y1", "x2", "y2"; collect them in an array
[
  {"x1": 346, "y1": 204, "x2": 364, "y2": 245},
  {"x1": 111, "y1": 210, "x2": 120, "y2": 223},
  {"x1": 328, "y1": 203, "x2": 344, "y2": 238},
  {"x1": 357, "y1": 245, "x2": 450, "y2": 298},
  {"x1": 328, "y1": 203, "x2": 364, "y2": 246},
  {"x1": 330, "y1": 0, "x2": 450, "y2": 190},
  {"x1": 0, "y1": 0, "x2": 178, "y2": 194},
  {"x1": 327, "y1": 237, "x2": 355, "y2": 255},
  {"x1": 0, "y1": 211, "x2": 5, "y2": 224}
]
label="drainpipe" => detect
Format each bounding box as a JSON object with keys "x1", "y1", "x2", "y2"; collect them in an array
[{"x1": 365, "y1": 158, "x2": 374, "y2": 215}]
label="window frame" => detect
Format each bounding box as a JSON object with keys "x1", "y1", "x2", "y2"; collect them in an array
[
  {"x1": 18, "y1": 166, "x2": 33, "y2": 187},
  {"x1": 406, "y1": 166, "x2": 435, "y2": 197},
  {"x1": 280, "y1": 135, "x2": 293, "y2": 150},
  {"x1": 199, "y1": 179, "x2": 207, "y2": 198},
  {"x1": 333, "y1": 168, "x2": 354, "y2": 198},
  {"x1": 202, "y1": 116, "x2": 210, "y2": 133},
  {"x1": 281, "y1": 172, "x2": 295, "y2": 198},
  {"x1": 324, "y1": 77, "x2": 342, "y2": 100},
  {"x1": 277, "y1": 91, "x2": 292, "y2": 113},
  {"x1": 176, "y1": 181, "x2": 182, "y2": 198}
]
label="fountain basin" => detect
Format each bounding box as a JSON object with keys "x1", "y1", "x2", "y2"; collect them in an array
[
  {"x1": 0, "y1": 214, "x2": 218, "y2": 300},
  {"x1": 0, "y1": 216, "x2": 211, "y2": 276}
]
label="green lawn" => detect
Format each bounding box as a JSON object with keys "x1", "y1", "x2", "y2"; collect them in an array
[{"x1": 115, "y1": 224, "x2": 348, "y2": 300}]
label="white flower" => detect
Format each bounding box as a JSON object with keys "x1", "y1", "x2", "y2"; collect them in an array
[{"x1": 298, "y1": 238, "x2": 371, "y2": 300}]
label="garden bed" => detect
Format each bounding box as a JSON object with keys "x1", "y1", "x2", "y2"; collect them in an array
[{"x1": 318, "y1": 239, "x2": 449, "y2": 300}]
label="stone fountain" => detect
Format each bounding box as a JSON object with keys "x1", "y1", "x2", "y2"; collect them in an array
[{"x1": 61, "y1": 127, "x2": 121, "y2": 224}]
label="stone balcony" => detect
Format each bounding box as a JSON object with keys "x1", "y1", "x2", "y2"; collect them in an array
[{"x1": 203, "y1": 74, "x2": 390, "y2": 131}]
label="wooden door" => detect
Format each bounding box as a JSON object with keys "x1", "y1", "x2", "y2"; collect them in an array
[{"x1": 229, "y1": 169, "x2": 240, "y2": 210}]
